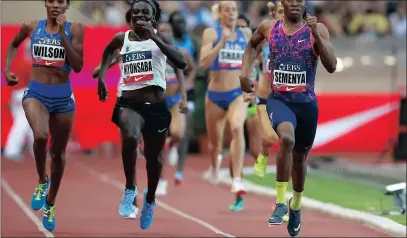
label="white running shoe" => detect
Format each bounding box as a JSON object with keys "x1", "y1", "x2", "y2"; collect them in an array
[
  {"x1": 202, "y1": 154, "x2": 223, "y2": 184},
  {"x1": 125, "y1": 205, "x2": 140, "y2": 219},
  {"x1": 167, "y1": 146, "x2": 179, "y2": 166},
  {"x1": 231, "y1": 177, "x2": 247, "y2": 195},
  {"x1": 155, "y1": 179, "x2": 168, "y2": 196}
]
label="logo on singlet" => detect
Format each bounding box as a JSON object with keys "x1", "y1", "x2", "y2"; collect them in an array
[
  {"x1": 272, "y1": 63, "x2": 307, "y2": 92},
  {"x1": 32, "y1": 37, "x2": 65, "y2": 67},
  {"x1": 218, "y1": 43, "x2": 244, "y2": 68},
  {"x1": 165, "y1": 63, "x2": 177, "y2": 82},
  {"x1": 121, "y1": 50, "x2": 154, "y2": 84}
]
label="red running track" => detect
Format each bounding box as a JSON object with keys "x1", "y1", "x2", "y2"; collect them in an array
[{"x1": 1, "y1": 154, "x2": 389, "y2": 237}]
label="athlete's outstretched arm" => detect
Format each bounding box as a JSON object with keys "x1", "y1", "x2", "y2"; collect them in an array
[
  {"x1": 97, "y1": 32, "x2": 125, "y2": 101},
  {"x1": 313, "y1": 23, "x2": 337, "y2": 73},
  {"x1": 92, "y1": 49, "x2": 120, "y2": 79},
  {"x1": 5, "y1": 21, "x2": 34, "y2": 73},
  {"x1": 241, "y1": 21, "x2": 270, "y2": 79},
  {"x1": 240, "y1": 20, "x2": 273, "y2": 92},
  {"x1": 4, "y1": 20, "x2": 35, "y2": 86},
  {"x1": 199, "y1": 28, "x2": 224, "y2": 70},
  {"x1": 99, "y1": 33, "x2": 125, "y2": 82},
  {"x1": 153, "y1": 31, "x2": 187, "y2": 70},
  {"x1": 59, "y1": 21, "x2": 84, "y2": 73},
  {"x1": 183, "y1": 51, "x2": 197, "y2": 89}
]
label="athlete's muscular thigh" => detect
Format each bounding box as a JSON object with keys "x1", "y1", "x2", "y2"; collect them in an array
[
  {"x1": 23, "y1": 98, "x2": 50, "y2": 139},
  {"x1": 205, "y1": 97, "x2": 227, "y2": 152},
  {"x1": 293, "y1": 101, "x2": 318, "y2": 154},
  {"x1": 118, "y1": 108, "x2": 144, "y2": 140}
]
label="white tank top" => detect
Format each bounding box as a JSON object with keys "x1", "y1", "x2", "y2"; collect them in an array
[{"x1": 117, "y1": 30, "x2": 167, "y2": 96}]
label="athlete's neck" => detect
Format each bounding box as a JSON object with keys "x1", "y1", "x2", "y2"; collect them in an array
[
  {"x1": 220, "y1": 22, "x2": 235, "y2": 32},
  {"x1": 133, "y1": 28, "x2": 150, "y2": 40},
  {"x1": 46, "y1": 18, "x2": 58, "y2": 28},
  {"x1": 284, "y1": 17, "x2": 304, "y2": 29}
]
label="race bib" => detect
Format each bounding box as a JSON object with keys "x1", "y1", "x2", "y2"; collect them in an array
[
  {"x1": 272, "y1": 70, "x2": 307, "y2": 92},
  {"x1": 32, "y1": 42, "x2": 65, "y2": 67},
  {"x1": 218, "y1": 48, "x2": 244, "y2": 68},
  {"x1": 121, "y1": 50, "x2": 154, "y2": 84}
]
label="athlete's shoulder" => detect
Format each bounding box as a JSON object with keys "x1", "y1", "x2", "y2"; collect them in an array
[
  {"x1": 314, "y1": 22, "x2": 330, "y2": 39},
  {"x1": 202, "y1": 27, "x2": 217, "y2": 36},
  {"x1": 21, "y1": 20, "x2": 38, "y2": 34},
  {"x1": 315, "y1": 22, "x2": 329, "y2": 33},
  {"x1": 70, "y1": 22, "x2": 84, "y2": 29},
  {"x1": 114, "y1": 31, "x2": 127, "y2": 39},
  {"x1": 202, "y1": 27, "x2": 217, "y2": 41},
  {"x1": 22, "y1": 20, "x2": 38, "y2": 27},
  {"x1": 258, "y1": 19, "x2": 276, "y2": 32},
  {"x1": 156, "y1": 30, "x2": 173, "y2": 45},
  {"x1": 69, "y1": 22, "x2": 84, "y2": 36}
]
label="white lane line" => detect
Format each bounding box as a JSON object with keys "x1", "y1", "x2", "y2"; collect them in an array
[
  {"x1": 1, "y1": 179, "x2": 54, "y2": 238},
  {"x1": 84, "y1": 167, "x2": 235, "y2": 237}
]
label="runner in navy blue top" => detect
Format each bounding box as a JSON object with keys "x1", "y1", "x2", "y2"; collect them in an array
[{"x1": 240, "y1": 0, "x2": 337, "y2": 236}]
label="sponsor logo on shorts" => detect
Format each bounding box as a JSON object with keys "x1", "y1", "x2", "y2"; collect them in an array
[
  {"x1": 157, "y1": 128, "x2": 167, "y2": 133},
  {"x1": 304, "y1": 145, "x2": 312, "y2": 150}
]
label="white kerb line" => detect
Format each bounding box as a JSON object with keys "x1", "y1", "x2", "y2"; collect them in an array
[
  {"x1": 1, "y1": 179, "x2": 54, "y2": 238},
  {"x1": 85, "y1": 167, "x2": 235, "y2": 237}
]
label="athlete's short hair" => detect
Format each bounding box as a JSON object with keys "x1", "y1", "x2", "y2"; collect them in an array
[
  {"x1": 131, "y1": 0, "x2": 161, "y2": 27},
  {"x1": 237, "y1": 13, "x2": 250, "y2": 27}
]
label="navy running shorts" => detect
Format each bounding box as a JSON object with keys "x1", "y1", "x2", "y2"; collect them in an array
[{"x1": 266, "y1": 96, "x2": 318, "y2": 154}]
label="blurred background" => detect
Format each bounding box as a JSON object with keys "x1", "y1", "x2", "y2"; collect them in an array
[{"x1": 1, "y1": 0, "x2": 406, "y2": 224}]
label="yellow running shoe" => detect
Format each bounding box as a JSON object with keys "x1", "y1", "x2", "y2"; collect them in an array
[{"x1": 254, "y1": 154, "x2": 268, "y2": 178}]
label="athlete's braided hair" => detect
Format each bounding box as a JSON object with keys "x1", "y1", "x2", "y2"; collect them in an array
[{"x1": 131, "y1": 0, "x2": 161, "y2": 27}]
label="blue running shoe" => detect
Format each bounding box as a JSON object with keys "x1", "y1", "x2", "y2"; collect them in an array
[
  {"x1": 268, "y1": 203, "x2": 288, "y2": 225},
  {"x1": 228, "y1": 197, "x2": 244, "y2": 212},
  {"x1": 174, "y1": 171, "x2": 183, "y2": 185},
  {"x1": 42, "y1": 201, "x2": 56, "y2": 232},
  {"x1": 287, "y1": 197, "x2": 301, "y2": 237},
  {"x1": 119, "y1": 187, "x2": 137, "y2": 218},
  {"x1": 31, "y1": 177, "x2": 50, "y2": 211},
  {"x1": 140, "y1": 188, "x2": 156, "y2": 230}
]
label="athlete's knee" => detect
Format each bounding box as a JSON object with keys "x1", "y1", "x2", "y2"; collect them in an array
[
  {"x1": 229, "y1": 123, "x2": 244, "y2": 138},
  {"x1": 49, "y1": 149, "x2": 66, "y2": 163},
  {"x1": 263, "y1": 132, "x2": 279, "y2": 147},
  {"x1": 120, "y1": 128, "x2": 141, "y2": 146},
  {"x1": 145, "y1": 153, "x2": 163, "y2": 168},
  {"x1": 33, "y1": 130, "x2": 49, "y2": 145},
  {"x1": 170, "y1": 130, "x2": 183, "y2": 143},
  {"x1": 279, "y1": 133, "x2": 295, "y2": 151}
]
